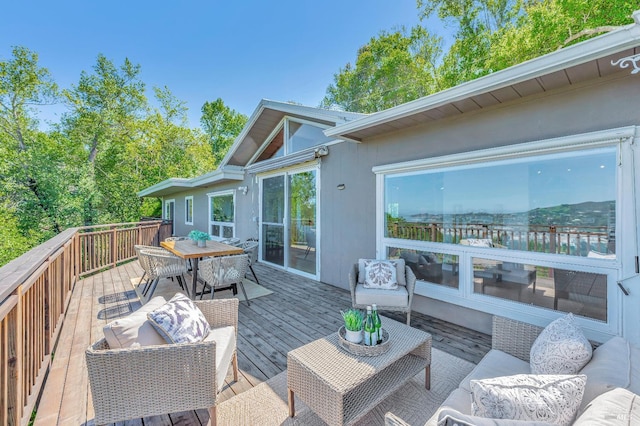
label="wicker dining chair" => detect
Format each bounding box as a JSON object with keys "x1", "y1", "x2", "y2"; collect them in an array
[
  {"x1": 199, "y1": 254, "x2": 250, "y2": 306},
  {"x1": 241, "y1": 240, "x2": 260, "y2": 284},
  {"x1": 134, "y1": 244, "x2": 167, "y2": 294},
  {"x1": 86, "y1": 298, "x2": 239, "y2": 426},
  {"x1": 140, "y1": 248, "x2": 188, "y2": 298}
]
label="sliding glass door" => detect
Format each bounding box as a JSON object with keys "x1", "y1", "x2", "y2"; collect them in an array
[{"x1": 260, "y1": 167, "x2": 318, "y2": 277}]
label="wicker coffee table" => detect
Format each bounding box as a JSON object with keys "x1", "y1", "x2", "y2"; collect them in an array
[{"x1": 287, "y1": 316, "x2": 432, "y2": 425}]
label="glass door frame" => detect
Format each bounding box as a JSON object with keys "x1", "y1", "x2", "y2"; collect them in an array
[{"x1": 258, "y1": 164, "x2": 320, "y2": 279}]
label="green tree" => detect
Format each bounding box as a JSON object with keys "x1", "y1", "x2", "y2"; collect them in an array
[
  {"x1": 200, "y1": 98, "x2": 248, "y2": 166},
  {"x1": 321, "y1": 26, "x2": 442, "y2": 113},
  {"x1": 486, "y1": 0, "x2": 635, "y2": 71},
  {"x1": 0, "y1": 46, "x2": 73, "y2": 244},
  {"x1": 63, "y1": 54, "x2": 147, "y2": 223}
]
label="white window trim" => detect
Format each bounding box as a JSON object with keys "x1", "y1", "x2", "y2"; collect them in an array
[
  {"x1": 164, "y1": 199, "x2": 175, "y2": 220},
  {"x1": 184, "y1": 196, "x2": 193, "y2": 225},
  {"x1": 375, "y1": 126, "x2": 639, "y2": 342},
  {"x1": 257, "y1": 163, "x2": 321, "y2": 280},
  {"x1": 207, "y1": 190, "x2": 236, "y2": 241}
]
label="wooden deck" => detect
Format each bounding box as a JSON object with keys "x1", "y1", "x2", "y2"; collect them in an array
[{"x1": 33, "y1": 260, "x2": 491, "y2": 425}]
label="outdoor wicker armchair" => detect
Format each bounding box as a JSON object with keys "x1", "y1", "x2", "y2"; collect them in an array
[
  {"x1": 86, "y1": 298, "x2": 239, "y2": 426},
  {"x1": 349, "y1": 261, "x2": 417, "y2": 325}
]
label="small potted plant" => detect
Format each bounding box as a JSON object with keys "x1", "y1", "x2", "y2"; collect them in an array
[
  {"x1": 341, "y1": 309, "x2": 363, "y2": 344},
  {"x1": 190, "y1": 230, "x2": 211, "y2": 247},
  {"x1": 188, "y1": 230, "x2": 199, "y2": 245}
]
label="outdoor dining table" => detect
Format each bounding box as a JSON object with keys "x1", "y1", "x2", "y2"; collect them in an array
[{"x1": 160, "y1": 239, "x2": 244, "y2": 299}]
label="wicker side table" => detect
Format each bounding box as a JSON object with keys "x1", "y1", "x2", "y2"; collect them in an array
[{"x1": 287, "y1": 316, "x2": 431, "y2": 426}]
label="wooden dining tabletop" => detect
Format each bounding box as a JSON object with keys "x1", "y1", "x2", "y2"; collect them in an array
[{"x1": 160, "y1": 239, "x2": 243, "y2": 258}]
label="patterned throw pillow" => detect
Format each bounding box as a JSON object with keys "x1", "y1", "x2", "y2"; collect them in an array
[
  {"x1": 471, "y1": 374, "x2": 586, "y2": 426},
  {"x1": 363, "y1": 260, "x2": 398, "y2": 289},
  {"x1": 530, "y1": 313, "x2": 592, "y2": 375},
  {"x1": 358, "y1": 258, "x2": 406, "y2": 286},
  {"x1": 147, "y1": 293, "x2": 210, "y2": 344}
]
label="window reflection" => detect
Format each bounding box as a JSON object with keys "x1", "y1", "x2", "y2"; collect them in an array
[
  {"x1": 472, "y1": 258, "x2": 606, "y2": 321},
  {"x1": 385, "y1": 147, "x2": 616, "y2": 258},
  {"x1": 387, "y1": 247, "x2": 459, "y2": 288}
]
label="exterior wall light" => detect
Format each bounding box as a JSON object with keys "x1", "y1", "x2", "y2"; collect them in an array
[
  {"x1": 238, "y1": 186, "x2": 248, "y2": 195},
  {"x1": 337, "y1": 184, "x2": 346, "y2": 190}
]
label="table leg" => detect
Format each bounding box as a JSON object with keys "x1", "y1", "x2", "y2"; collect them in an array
[
  {"x1": 288, "y1": 388, "x2": 295, "y2": 417},
  {"x1": 191, "y1": 257, "x2": 199, "y2": 300},
  {"x1": 425, "y1": 365, "x2": 431, "y2": 390}
]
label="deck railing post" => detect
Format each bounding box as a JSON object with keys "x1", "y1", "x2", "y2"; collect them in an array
[{"x1": 111, "y1": 226, "x2": 117, "y2": 268}]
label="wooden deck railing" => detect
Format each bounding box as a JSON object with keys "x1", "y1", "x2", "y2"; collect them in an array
[
  {"x1": 0, "y1": 220, "x2": 171, "y2": 425},
  {"x1": 387, "y1": 222, "x2": 612, "y2": 256}
]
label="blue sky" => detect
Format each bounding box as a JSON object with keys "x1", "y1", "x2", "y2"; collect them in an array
[{"x1": 1, "y1": 1, "x2": 450, "y2": 129}]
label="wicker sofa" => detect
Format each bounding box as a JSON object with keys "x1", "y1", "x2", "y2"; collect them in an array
[{"x1": 386, "y1": 316, "x2": 640, "y2": 425}]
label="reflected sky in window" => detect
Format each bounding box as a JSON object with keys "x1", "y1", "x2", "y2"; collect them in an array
[{"x1": 385, "y1": 147, "x2": 616, "y2": 217}]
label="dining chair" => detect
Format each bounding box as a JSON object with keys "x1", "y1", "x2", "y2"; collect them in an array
[
  {"x1": 241, "y1": 240, "x2": 260, "y2": 284},
  {"x1": 198, "y1": 254, "x2": 251, "y2": 306},
  {"x1": 134, "y1": 244, "x2": 168, "y2": 294},
  {"x1": 139, "y1": 248, "x2": 189, "y2": 299}
]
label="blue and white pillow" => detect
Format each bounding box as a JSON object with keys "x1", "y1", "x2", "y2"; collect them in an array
[{"x1": 147, "y1": 293, "x2": 210, "y2": 344}]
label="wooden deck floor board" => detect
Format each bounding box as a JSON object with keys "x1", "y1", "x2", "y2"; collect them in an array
[{"x1": 34, "y1": 260, "x2": 491, "y2": 425}]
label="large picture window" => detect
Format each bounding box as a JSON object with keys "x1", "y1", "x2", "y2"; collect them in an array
[
  {"x1": 377, "y1": 135, "x2": 626, "y2": 334},
  {"x1": 208, "y1": 191, "x2": 235, "y2": 239},
  {"x1": 384, "y1": 147, "x2": 616, "y2": 258}
]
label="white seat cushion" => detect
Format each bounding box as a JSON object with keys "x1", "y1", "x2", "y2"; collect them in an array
[
  {"x1": 578, "y1": 336, "x2": 630, "y2": 411},
  {"x1": 354, "y1": 283, "x2": 408, "y2": 307},
  {"x1": 103, "y1": 296, "x2": 167, "y2": 349},
  {"x1": 459, "y1": 349, "x2": 530, "y2": 393},
  {"x1": 203, "y1": 326, "x2": 236, "y2": 391},
  {"x1": 574, "y1": 387, "x2": 640, "y2": 425}
]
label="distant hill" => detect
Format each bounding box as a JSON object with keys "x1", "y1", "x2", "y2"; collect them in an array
[{"x1": 407, "y1": 200, "x2": 614, "y2": 229}]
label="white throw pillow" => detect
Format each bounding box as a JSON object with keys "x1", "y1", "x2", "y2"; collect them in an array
[
  {"x1": 147, "y1": 293, "x2": 210, "y2": 344},
  {"x1": 471, "y1": 374, "x2": 586, "y2": 426},
  {"x1": 362, "y1": 260, "x2": 398, "y2": 289},
  {"x1": 530, "y1": 313, "x2": 592, "y2": 375},
  {"x1": 102, "y1": 296, "x2": 167, "y2": 349},
  {"x1": 465, "y1": 238, "x2": 493, "y2": 247}
]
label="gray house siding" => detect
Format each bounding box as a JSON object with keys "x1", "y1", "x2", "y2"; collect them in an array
[{"x1": 312, "y1": 73, "x2": 640, "y2": 334}]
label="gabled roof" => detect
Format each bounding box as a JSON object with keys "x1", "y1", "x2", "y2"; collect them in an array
[
  {"x1": 221, "y1": 99, "x2": 365, "y2": 167},
  {"x1": 137, "y1": 166, "x2": 244, "y2": 197},
  {"x1": 138, "y1": 101, "x2": 364, "y2": 198},
  {"x1": 326, "y1": 11, "x2": 640, "y2": 142}
]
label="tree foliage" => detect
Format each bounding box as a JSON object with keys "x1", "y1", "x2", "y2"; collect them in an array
[
  {"x1": 321, "y1": 26, "x2": 442, "y2": 113},
  {"x1": 324, "y1": 0, "x2": 635, "y2": 112},
  {"x1": 200, "y1": 99, "x2": 248, "y2": 166},
  {"x1": 0, "y1": 49, "x2": 245, "y2": 265}
]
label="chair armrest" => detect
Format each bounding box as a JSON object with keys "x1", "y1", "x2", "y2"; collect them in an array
[
  {"x1": 384, "y1": 412, "x2": 411, "y2": 426},
  {"x1": 349, "y1": 263, "x2": 358, "y2": 301},
  {"x1": 492, "y1": 316, "x2": 543, "y2": 362},
  {"x1": 194, "y1": 298, "x2": 239, "y2": 333},
  {"x1": 405, "y1": 266, "x2": 416, "y2": 305},
  {"x1": 86, "y1": 338, "x2": 217, "y2": 424}
]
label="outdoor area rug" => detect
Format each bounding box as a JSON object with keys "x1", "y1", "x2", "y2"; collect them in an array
[
  {"x1": 130, "y1": 275, "x2": 273, "y2": 303},
  {"x1": 216, "y1": 347, "x2": 475, "y2": 425}
]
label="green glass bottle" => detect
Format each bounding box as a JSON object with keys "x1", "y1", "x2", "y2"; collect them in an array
[
  {"x1": 364, "y1": 306, "x2": 377, "y2": 346},
  {"x1": 372, "y1": 304, "x2": 382, "y2": 344}
]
